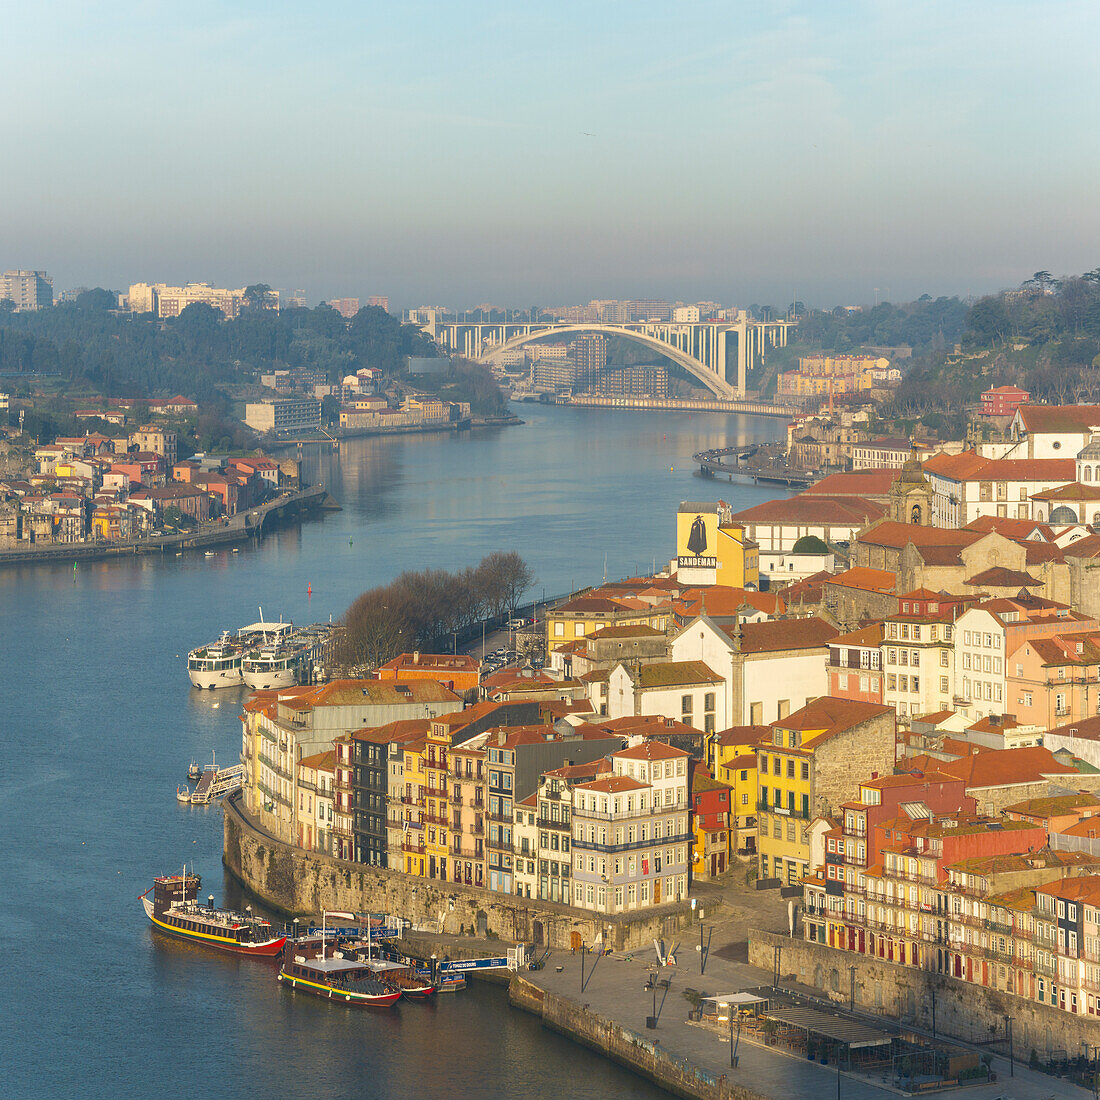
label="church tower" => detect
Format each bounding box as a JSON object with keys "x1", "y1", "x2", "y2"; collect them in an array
[{"x1": 889, "y1": 444, "x2": 934, "y2": 526}]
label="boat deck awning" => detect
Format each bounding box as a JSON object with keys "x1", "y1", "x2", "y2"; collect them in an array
[{"x1": 764, "y1": 1006, "x2": 891, "y2": 1049}]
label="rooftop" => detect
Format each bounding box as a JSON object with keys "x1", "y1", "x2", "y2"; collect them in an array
[{"x1": 723, "y1": 616, "x2": 839, "y2": 654}]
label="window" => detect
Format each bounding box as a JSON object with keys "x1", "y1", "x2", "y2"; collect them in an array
[
  {"x1": 801, "y1": 762, "x2": 809, "y2": 780},
  {"x1": 941, "y1": 650, "x2": 949, "y2": 667},
  {"x1": 681, "y1": 694, "x2": 693, "y2": 716}
]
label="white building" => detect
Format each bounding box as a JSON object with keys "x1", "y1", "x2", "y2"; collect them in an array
[
  {"x1": 923, "y1": 451, "x2": 1078, "y2": 527},
  {"x1": 570, "y1": 742, "x2": 690, "y2": 916},
  {"x1": 0, "y1": 270, "x2": 52, "y2": 311},
  {"x1": 604, "y1": 660, "x2": 725, "y2": 733},
  {"x1": 672, "y1": 306, "x2": 700, "y2": 323},
  {"x1": 670, "y1": 614, "x2": 836, "y2": 727},
  {"x1": 882, "y1": 590, "x2": 968, "y2": 718},
  {"x1": 513, "y1": 793, "x2": 539, "y2": 899},
  {"x1": 1010, "y1": 405, "x2": 1100, "y2": 459}
]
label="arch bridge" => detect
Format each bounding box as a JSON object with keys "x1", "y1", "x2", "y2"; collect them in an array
[{"x1": 423, "y1": 315, "x2": 794, "y2": 399}]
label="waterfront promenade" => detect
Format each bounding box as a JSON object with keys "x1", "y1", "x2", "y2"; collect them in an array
[
  {"x1": 515, "y1": 942, "x2": 1091, "y2": 1100},
  {"x1": 0, "y1": 483, "x2": 330, "y2": 567}
]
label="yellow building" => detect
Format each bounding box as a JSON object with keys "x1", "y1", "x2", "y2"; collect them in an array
[
  {"x1": 546, "y1": 594, "x2": 670, "y2": 650},
  {"x1": 401, "y1": 737, "x2": 429, "y2": 877},
  {"x1": 422, "y1": 722, "x2": 451, "y2": 882},
  {"x1": 715, "y1": 522, "x2": 759, "y2": 589},
  {"x1": 676, "y1": 502, "x2": 759, "y2": 589},
  {"x1": 755, "y1": 698, "x2": 895, "y2": 887},
  {"x1": 710, "y1": 725, "x2": 769, "y2": 858}
]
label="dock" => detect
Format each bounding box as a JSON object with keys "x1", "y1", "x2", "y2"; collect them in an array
[
  {"x1": 190, "y1": 763, "x2": 243, "y2": 804},
  {"x1": 694, "y1": 447, "x2": 812, "y2": 487}
]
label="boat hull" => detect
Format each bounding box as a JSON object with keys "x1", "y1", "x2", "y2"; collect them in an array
[
  {"x1": 277, "y1": 968, "x2": 402, "y2": 1007},
  {"x1": 188, "y1": 667, "x2": 242, "y2": 690},
  {"x1": 142, "y1": 897, "x2": 286, "y2": 957},
  {"x1": 241, "y1": 668, "x2": 298, "y2": 690}
]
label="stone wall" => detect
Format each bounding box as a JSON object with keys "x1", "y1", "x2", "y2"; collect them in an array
[
  {"x1": 509, "y1": 976, "x2": 770, "y2": 1100},
  {"x1": 223, "y1": 793, "x2": 690, "y2": 951},
  {"x1": 749, "y1": 929, "x2": 1097, "y2": 1061}
]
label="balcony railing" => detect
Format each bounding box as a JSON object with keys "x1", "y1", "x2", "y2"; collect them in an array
[
  {"x1": 537, "y1": 816, "x2": 570, "y2": 831},
  {"x1": 402, "y1": 842, "x2": 426, "y2": 855}
]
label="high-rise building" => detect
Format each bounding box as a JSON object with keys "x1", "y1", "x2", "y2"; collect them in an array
[
  {"x1": 570, "y1": 334, "x2": 607, "y2": 390},
  {"x1": 327, "y1": 297, "x2": 360, "y2": 318},
  {"x1": 366, "y1": 296, "x2": 389, "y2": 312},
  {"x1": 672, "y1": 305, "x2": 700, "y2": 323},
  {"x1": 0, "y1": 270, "x2": 52, "y2": 311},
  {"x1": 280, "y1": 289, "x2": 308, "y2": 309},
  {"x1": 627, "y1": 298, "x2": 671, "y2": 322}
]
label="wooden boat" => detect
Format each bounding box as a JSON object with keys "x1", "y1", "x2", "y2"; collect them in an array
[
  {"x1": 345, "y1": 945, "x2": 436, "y2": 998},
  {"x1": 140, "y1": 873, "x2": 286, "y2": 957},
  {"x1": 278, "y1": 953, "x2": 402, "y2": 1007}
]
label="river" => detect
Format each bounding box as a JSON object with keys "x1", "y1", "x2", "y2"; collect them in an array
[{"x1": 0, "y1": 404, "x2": 789, "y2": 1098}]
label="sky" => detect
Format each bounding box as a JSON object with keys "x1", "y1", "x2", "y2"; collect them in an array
[{"x1": 4, "y1": 0, "x2": 1100, "y2": 311}]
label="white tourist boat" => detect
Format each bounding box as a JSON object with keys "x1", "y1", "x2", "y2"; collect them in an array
[
  {"x1": 186, "y1": 616, "x2": 293, "y2": 689},
  {"x1": 241, "y1": 622, "x2": 335, "y2": 691}
]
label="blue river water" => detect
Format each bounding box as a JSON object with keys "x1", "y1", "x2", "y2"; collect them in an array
[{"x1": 0, "y1": 404, "x2": 788, "y2": 1098}]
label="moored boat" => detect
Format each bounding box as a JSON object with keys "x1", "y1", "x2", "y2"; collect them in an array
[
  {"x1": 345, "y1": 945, "x2": 437, "y2": 998},
  {"x1": 187, "y1": 759, "x2": 202, "y2": 782},
  {"x1": 186, "y1": 616, "x2": 293, "y2": 690},
  {"x1": 277, "y1": 954, "x2": 402, "y2": 1008},
  {"x1": 140, "y1": 873, "x2": 286, "y2": 957},
  {"x1": 241, "y1": 622, "x2": 336, "y2": 691},
  {"x1": 175, "y1": 785, "x2": 191, "y2": 803}
]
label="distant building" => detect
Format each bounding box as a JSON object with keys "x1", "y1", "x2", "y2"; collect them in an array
[
  {"x1": 327, "y1": 297, "x2": 359, "y2": 318},
  {"x1": 244, "y1": 398, "x2": 321, "y2": 435},
  {"x1": 627, "y1": 298, "x2": 671, "y2": 322},
  {"x1": 0, "y1": 270, "x2": 52, "y2": 311},
  {"x1": 981, "y1": 385, "x2": 1031, "y2": 417},
  {"x1": 597, "y1": 366, "x2": 668, "y2": 397},
  {"x1": 280, "y1": 288, "x2": 307, "y2": 309},
  {"x1": 570, "y1": 334, "x2": 607, "y2": 389},
  {"x1": 127, "y1": 282, "x2": 274, "y2": 320},
  {"x1": 366, "y1": 296, "x2": 389, "y2": 312},
  {"x1": 672, "y1": 305, "x2": 700, "y2": 323}
]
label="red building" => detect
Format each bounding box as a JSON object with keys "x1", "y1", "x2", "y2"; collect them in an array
[
  {"x1": 690, "y1": 765, "x2": 732, "y2": 879},
  {"x1": 980, "y1": 385, "x2": 1030, "y2": 417},
  {"x1": 827, "y1": 623, "x2": 884, "y2": 703}
]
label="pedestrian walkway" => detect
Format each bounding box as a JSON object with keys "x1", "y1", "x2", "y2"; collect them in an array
[{"x1": 523, "y1": 941, "x2": 1090, "y2": 1100}]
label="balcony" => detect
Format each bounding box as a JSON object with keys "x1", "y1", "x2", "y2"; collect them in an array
[
  {"x1": 424, "y1": 756, "x2": 448, "y2": 772},
  {"x1": 487, "y1": 810, "x2": 513, "y2": 825},
  {"x1": 401, "y1": 841, "x2": 426, "y2": 855},
  {"x1": 421, "y1": 812, "x2": 448, "y2": 827},
  {"x1": 573, "y1": 831, "x2": 692, "y2": 854},
  {"x1": 537, "y1": 817, "x2": 570, "y2": 831}
]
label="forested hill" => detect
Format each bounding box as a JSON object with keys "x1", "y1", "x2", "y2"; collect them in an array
[
  {"x1": 890, "y1": 271, "x2": 1100, "y2": 416},
  {"x1": 795, "y1": 295, "x2": 969, "y2": 357},
  {"x1": 0, "y1": 291, "x2": 438, "y2": 402}
]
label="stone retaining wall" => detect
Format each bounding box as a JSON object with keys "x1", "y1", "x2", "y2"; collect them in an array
[
  {"x1": 223, "y1": 793, "x2": 690, "y2": 952},
  {"x1": 750, "y1": 930, "x2": 1095, "y2": 1063},
  {"x1": 509, "y1": 976, "x2": 770, "y2": 1100}
]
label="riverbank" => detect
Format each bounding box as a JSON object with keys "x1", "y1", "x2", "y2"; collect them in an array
[
  {"x1": 553, "y1": 394, "x2": 799, "y2": 418},
  {"x1": 222, "y1": 790, "x2": 691, "y2": 951},
  {"x1": 0, "y1": 484, "x2": 331, "y2": 567}
]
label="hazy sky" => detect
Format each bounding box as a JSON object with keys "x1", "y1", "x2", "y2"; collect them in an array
[{"x1": 5, "y1": 1, "x2": 1099, "y2": 310}]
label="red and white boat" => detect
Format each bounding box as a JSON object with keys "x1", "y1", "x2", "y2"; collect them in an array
[{"x1": 140, "y1": 873, "x2": 286, "y2": 957}]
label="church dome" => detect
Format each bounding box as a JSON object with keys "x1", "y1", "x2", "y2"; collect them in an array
[{"x1": 894, "y1": 446, "x2": 928, "y2": 488}]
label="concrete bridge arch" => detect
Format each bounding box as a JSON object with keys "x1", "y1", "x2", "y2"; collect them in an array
[{"x1": 480, "y1": 323, "x2": 738, "y2": 399}]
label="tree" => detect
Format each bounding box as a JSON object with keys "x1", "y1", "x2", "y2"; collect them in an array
[{"x1": 243, "y1": 284, "x2": 277, "y2": 312}]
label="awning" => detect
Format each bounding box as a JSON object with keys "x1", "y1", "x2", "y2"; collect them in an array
[{"x1": 764, "y1": 1005, "x2": 891, "y2": 1049}]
